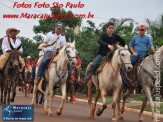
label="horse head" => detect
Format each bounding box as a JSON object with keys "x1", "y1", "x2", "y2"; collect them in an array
[
  {"x1": 65, "y1": 41, "x2": 77, "y2": 66},
  {"x1": 117, "y1": 45, "x2": 133, "y2": 73},
  {"x1": 9, "y1": 44, "x2": 21, "y2": 68}
]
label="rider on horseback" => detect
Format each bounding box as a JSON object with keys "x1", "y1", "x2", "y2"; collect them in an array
[
  {"x1": 129, "y1": 25, "x2": 155, "y2": 65},
  {"x1": 0, "y1": 28, "x2": 25, "y2": 80},
  {"x1": 120, "y1": 25, "x2": 155, "y2": 91},
  {"x1": 80, "y1": 22, "x2": 126, "y2": 85},
  {"x1": 34, "y1": 22, "x2": 66, "y2": 85}
]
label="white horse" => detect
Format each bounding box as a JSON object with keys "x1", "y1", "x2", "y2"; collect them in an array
[
  {"x1": 30, "y1": 41, "x2": 77, "y2": 116},
  {"x1": 87, "y1": 45, "x2": 133, "y2": 121}
]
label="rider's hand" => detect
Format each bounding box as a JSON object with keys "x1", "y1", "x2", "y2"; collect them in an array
[
  {"x1": 133, "y1": 52, "x2": 138, "y2": 56},
  {"x1": 108, "y1": 45, "x2": 114, "y2": 52}
]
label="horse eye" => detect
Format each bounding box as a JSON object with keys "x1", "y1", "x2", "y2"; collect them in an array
[
  {"x1": 121, "y1": 54, "x2": 124, "y2": 56},
  {"x1": 66, "y1": 50, "x2": 69, "y2": 53}
]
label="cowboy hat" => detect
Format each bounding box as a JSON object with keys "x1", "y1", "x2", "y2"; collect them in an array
[
  {"x1": 26, "y1": 56, "x2": 32, "y2": 59},
  {"x1": 6, "y1": 28, "x2": 20, "y2": 35}
]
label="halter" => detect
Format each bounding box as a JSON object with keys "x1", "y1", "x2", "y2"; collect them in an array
[
  {"x1": 118, "y1": 49, "x2": 132, "y2": 68},
  {"x1": 65, "y1": 45, "x2": 77, "y2": 61},
  {"x1": 109, "y1": 49, "x2": 132, "y2": 77},
  {"x1": 53, "y1": 45, "x2": 77, "y2": 82}
]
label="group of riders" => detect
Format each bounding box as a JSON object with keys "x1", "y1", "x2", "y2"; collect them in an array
[{"x1": 0, "y1": 21, "x2": 155, "y2": 95}]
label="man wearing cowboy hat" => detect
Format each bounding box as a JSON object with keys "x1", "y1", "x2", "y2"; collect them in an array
[
  {"x1": 34, "y1": 22, "x2": 66, "y2": 85},
  {"x1": 0, "y1": 28, "x2": 25, "y2": 74},
  {"x1": 25, "y1": 56, "x2": 34, "y2": 70}
]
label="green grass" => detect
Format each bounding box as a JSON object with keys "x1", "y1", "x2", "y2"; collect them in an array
[{"x1": 130, "y1": 104, "x2": 163, "y2": 114}]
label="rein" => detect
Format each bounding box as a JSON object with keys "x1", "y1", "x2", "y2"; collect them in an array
[
  {"x1": 52, "y1": 45, "x2": 76, "y2": 82},
  {"x1": 109, "y1": 49, "x2": 131, "y2": 78}
]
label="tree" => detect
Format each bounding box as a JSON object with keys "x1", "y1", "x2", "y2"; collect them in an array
[{"x1": 33, "y1": 8, "x2": 82, "y2": 38}]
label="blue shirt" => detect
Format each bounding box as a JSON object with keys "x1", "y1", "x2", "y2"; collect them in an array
[{"x1": 129, "y1": 35, "x2": 153, "y2": 55}]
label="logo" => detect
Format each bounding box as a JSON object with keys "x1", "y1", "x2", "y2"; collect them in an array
[{"x1": 2, "y1": 105, "x2": 33, "y2": 121}]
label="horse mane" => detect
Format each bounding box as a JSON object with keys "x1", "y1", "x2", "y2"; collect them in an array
[{"x1": 106, "y1": 51, "x2": 115, "y2": 62}]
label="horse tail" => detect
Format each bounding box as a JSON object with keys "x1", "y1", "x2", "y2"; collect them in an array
[{"x1": 37, "y1": 78, "x2": 45, "y2": 94}]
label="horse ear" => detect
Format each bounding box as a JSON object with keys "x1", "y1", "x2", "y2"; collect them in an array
[
  {"x1": 72, "y1": 40, "x2": 75, "y2": 46},
  {"x1": 125, "y1": 45, "x2": 128, "y2": 49},
  {"x1": 117, "y1": 45, "x2": 123, "y2": 50}
]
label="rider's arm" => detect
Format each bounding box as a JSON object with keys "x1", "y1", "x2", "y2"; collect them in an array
[
  {"x1": 129, "y1": 46, "x2": 135, "y2": 54},
  {"x1": 147, "y1": 36, "x2": 155, "y2": 53},
  {"x1": 115, "y1": 34, "x2": 126, "y2": 47},
  {"x1": 97, "y1": 34, "x2": 109, "y2": 47}
]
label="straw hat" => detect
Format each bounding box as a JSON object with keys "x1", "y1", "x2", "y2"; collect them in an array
[
  {"x1": 27, "y1": 56, "x2": 32, "y2": 59},
  {"x1": 6, "y1": 28, "x2": 20, "y2": 35}
]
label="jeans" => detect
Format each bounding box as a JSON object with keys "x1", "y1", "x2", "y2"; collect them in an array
[
  {"x1": 131, "y1": 54, "x2": 146, "y2": 65},
  {"x1": 37, "y1": 51, "x2": 52, "y2": 78},
  {"x1": 86, "y1": 55, "x2": 104, "y2": 76}
]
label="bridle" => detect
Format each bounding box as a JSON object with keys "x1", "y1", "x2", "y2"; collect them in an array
[
  {"x1": 65, "y1": 45, "x2": 77, "y2": 61},
  {"x1": 118, "y1": 49, "x2": 132, "y2": 70},
  {"x1": 109, "y1": 49, "x2": 132, "y2": 77}
]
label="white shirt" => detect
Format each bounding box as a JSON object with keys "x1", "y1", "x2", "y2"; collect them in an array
[
  {"x1": 2, "y1": 36, "x2": 23, "y2": 53},
  {"x1": 39, "y1": 48, "x2": 46, "y2": 57},
  {"x1": 44, "y1": 32, "x2": 66, "y2": 51}
]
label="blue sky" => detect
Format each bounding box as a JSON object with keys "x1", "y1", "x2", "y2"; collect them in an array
[{"x1": 0, "y1": 0, "x2": 163, "y2": 39}]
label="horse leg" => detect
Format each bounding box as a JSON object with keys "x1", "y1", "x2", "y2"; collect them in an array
[
  {"x1": 66, "y1": 82, "x2": 69, "y2": 103},
  {"x1": 121, "y1": 89, "x2": 132, "y2": 114},
  {"x1": 30, "y1": 84, "x2": 38, "y2": 106},
  {"x1": 43, "y1": 85, "x2": 49, "y2": 113},
  {"x1": 48, "y1": 81, "x2": 54, "y2": 116},
  {"x1": 36, "y1": 90, "x2": 39, "y2": 104},
  {"x1": 117, "y1": 85, "x2": 124, "y2": 120},
  {"x1": 139, "y1": 97, "x2": 148, "y2": 122},
  {"x1": 10, "y1": 86, "x2": 16, "y2": 102},
  {"x1": 111, "y1": 88, "x2": 120, "y2": 121},
  {"x1": 91, "y1": 90, "x2": 100, "y2": 118},
  {"x1": 27, "y1": 84, "x2": 31, "y2": 97},
  {"x1": 7, "y1": 86, "x2": 11, "y2": 105},
  {"x1": 72, "y1": 84, "x2": 76, "y2": 104},
  {"x1": 144, "y1": 87, "x2": 156, "y2": 122},
  {"x1": 4, "y1": 87, "x2": 7, "y2": 105},
  {"x1": 0, "y1": 85, "x2": 3, "y2": 104},
  {"x1": 87, "y1": 80, "x2": 93, "y2": 118},
  {"x1": 96, "y1": 89, "x2": 107, "y2": 117},
  {"x1": 57, "y1": 83, "x2": 66, "y2": 115}
]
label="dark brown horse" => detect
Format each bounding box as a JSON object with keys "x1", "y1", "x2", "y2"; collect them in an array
[
  {"x1": 0, "y1": 44, "x2": 21, "y2": 105},
  {"x1": 66, "y1": 66, "x2": 82, "y2": 104}
]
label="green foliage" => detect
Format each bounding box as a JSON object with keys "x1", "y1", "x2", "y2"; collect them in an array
[
  {"x1": 19, "y1": 36, "x2": 39, "y2": 61},
  {"x1": 33, "y1": 8, "x2": 82, "y2": 36}
]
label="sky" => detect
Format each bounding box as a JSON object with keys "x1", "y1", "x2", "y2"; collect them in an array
[{"x1": 0, "y1": 0, "x2": 163, "y2": 39}]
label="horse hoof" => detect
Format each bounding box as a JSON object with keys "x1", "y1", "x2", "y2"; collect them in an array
[
  {"x1": 57, "y1": 109, "x2": 62, "y2": 116},
  {"x1": 139, "y1": 120, "x2": 144, "y2": 122},
  {"x1": 7, "y1": 103, "x2": 10, "y2": 105},
  {"x1": 88, "y1": 113, "x2": 94, "y2": 119},
  {"x1": 48, "y1": 112, "x2": 53, "y2": 116},
  {"x1": 112, "y1": 118, "x2": 117, "y2": 121},
  {"x1": 96, "y1": 108, "x2": 102, "y2": 116},
  {"x1": 10, "y1": 98, "x2": 14, "y2": 102},
  {"x1": 119, "y1": 116, "x2": 124, "y2": 120}
]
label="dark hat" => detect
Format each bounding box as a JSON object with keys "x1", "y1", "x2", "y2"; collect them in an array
[{"x1": 55, "y1": 22, "x2": 63, "y2": 29}]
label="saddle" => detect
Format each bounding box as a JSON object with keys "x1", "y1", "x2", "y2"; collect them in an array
[
  {"x1": 94, "y1": 57, "x2": 107, "y2": 74},
  {"x1": 132, "y1": 54, "x2": 149, "y2": 84}
]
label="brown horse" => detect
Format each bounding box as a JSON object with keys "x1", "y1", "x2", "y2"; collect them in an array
[
  {"x1": 66, "y1": 66, "x2": 82, "y2": 104},
  {"x1": 0, "y1": 44, "x2": 21, "y2": 105}
]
